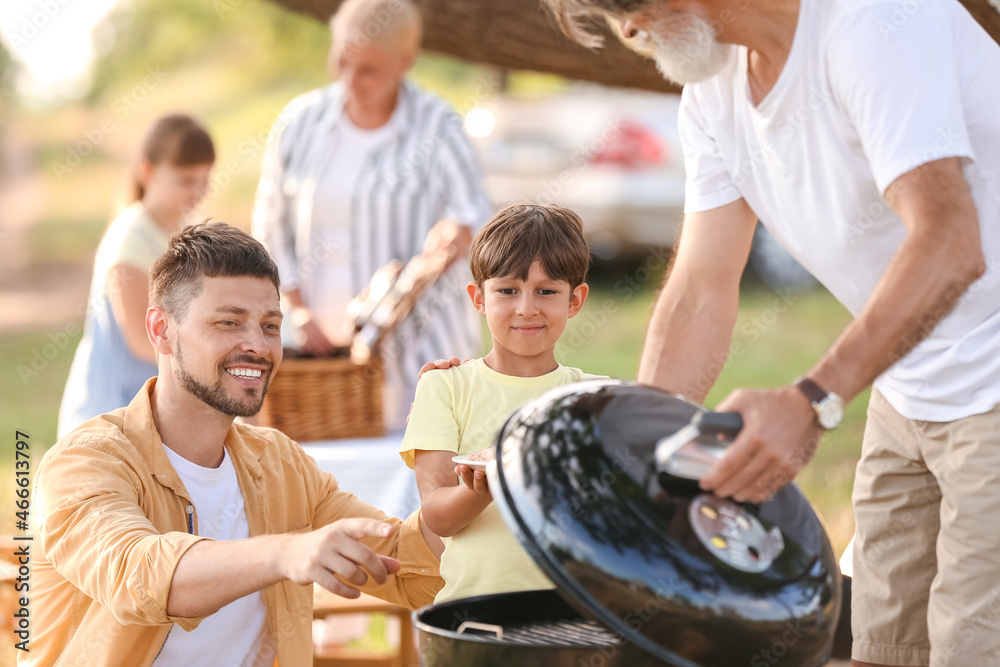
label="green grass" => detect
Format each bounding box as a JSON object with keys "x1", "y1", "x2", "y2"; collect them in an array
[
  {"x1": 0, "y1": 332, "x2": 78, "y2": 449},
  {"x1": 28, "y1": 215, "x2": 109, "y2": 268},
  {"x1": 0, "y1": 331, "x2": 81, "y2": 535}
]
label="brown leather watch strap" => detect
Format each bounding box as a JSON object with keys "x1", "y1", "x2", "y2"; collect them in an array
[{"x1": 795, "y1": 377, "x2": 828, "y2": 405}]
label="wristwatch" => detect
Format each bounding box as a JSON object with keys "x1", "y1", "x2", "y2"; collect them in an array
[{"x1": 795, "y1": 378, "x2": 844, "y2": 430}]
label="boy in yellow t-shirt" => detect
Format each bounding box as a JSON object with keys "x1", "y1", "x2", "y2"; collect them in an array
[{"x1": 400, "y1": 202, "x2": 599, "y2": 602}]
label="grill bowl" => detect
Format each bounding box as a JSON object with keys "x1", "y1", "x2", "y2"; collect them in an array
[{"x1": 414, "y1": 589, "x2": 672, "y2": 666}]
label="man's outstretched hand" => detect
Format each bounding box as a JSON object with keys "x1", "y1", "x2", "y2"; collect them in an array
[
  {"x1": 283, "y1": 518, "x2": 401, "y2": 599},
  {"x1": 699, "y1": 385, "x2": 823, "y2": 504}
]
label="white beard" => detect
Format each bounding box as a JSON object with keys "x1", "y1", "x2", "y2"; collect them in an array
[{"x1": 635, "y1": 12, "x2": 734, "y2": 85}]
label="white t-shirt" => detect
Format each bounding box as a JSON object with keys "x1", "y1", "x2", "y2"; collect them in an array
[
  {"x1": 680, "y1": 0, "x2": 1000, "y2": 421},
  {"x1": 153, "y1": 446, "x2": 268, "y2": 667},
  {"x1": 307, "y1": 117, "x2": 394, "y2": 346}
]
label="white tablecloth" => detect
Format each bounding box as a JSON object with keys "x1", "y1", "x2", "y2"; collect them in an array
[{"x1": 300, "y1": 434, "x2": 421, "y2": 520}]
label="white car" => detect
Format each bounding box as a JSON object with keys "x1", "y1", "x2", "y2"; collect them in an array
[{"x1": 465, "y1": 85, "x2": 686, "y2": 261}]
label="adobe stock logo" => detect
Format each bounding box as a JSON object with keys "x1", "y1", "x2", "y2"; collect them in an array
[
  {"x1": 50, "y1": 67, "x2": 171, "y2": 182},
  {"x1": 4, "y1": 0, "x2": 72, "y2": 50}
]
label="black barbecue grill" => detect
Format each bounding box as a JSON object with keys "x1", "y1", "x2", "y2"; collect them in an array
[{"x1": 414, "y1": 380, "x2": 842, "y2": 666}]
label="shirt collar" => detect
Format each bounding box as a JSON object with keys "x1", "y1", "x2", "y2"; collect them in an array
[
  {"x1": 120, "y1": 378, "x2": 267, "y2": 492},
  {"x1": 323, "y1": 79, "x2": 414, "y2": 140}
]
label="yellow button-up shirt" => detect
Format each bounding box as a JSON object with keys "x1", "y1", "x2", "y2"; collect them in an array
[{"x1": 25, "y1": 378, "x2": 442, "y2": 666}]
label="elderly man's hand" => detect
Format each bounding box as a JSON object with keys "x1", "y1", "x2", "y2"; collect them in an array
[
  {"x1": 698, "y1": 386, "x2": 823, "y2": 504},
  {"x1": 423, "y1": 219, "x2": 472, "y2": 259}
]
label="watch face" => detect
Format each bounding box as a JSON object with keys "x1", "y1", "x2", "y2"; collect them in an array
[{"x1": 817, "y1": 396, "x2": 844, "y2": 429}]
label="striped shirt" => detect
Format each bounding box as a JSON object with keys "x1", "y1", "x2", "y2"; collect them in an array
[{"x1": 252, "y1": 80, "x2": 493, "y2": 431}]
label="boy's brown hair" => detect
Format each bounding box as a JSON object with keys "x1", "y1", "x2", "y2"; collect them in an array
[
  {"x1": 470, "y1": 203, "x2": 591, "y2": 289},
  {"x1": 150, "y1": 221, "x2": 280, "y2": 321}
]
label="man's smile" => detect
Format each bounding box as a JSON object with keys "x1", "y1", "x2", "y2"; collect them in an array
[{"x1": 226, "y1": 367, "x2": 264, "y2": 379}]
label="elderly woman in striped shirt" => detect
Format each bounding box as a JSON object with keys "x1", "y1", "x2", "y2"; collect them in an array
[{"x1": 252, "y1": 0, "x2": 492, "y2": 432}]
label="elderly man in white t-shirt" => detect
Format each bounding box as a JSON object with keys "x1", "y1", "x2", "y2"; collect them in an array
[{"x1": 544, "y1": 0, "x2": 1000, "y2": 665}]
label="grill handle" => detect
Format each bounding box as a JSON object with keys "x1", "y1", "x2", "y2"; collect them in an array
[
  {"x1": 696, "y1": 411, "x2": 743, "y2": 439},
  {"x1": 656, "y1": 411, "x2": 744, "y2": 480},
  {"x1": 456, "y1": 621, "x2": 504, "y2": 641}
]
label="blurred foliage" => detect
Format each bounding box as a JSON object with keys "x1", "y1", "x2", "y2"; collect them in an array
[
  {"x1": 20, "y1": 0, "x2": 564, "y2": 266},
  {"x1": 87, "y1": 0, "x2": 332, "y2": 104},
  {"x1": 0, "y1": 39, "x2": 11, "y2": 81},
  {"x1": 85, "y1": 0, "x2": 565, "y2": 109},
  {"x1": 0, "y1": 39, "x2": 16, "y2": 115}
]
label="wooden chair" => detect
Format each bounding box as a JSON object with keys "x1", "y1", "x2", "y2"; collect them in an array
[{"x1": 312, "y1": 588, "x2": 418, "y2": 667}]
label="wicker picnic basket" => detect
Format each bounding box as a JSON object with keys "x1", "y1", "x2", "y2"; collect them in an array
[
  {"x1": 257, "y1": 249, "x2": 455, "y2": 442},
  {"x1": 257, "y1": 351, "x2": 385, "y2": 442}
]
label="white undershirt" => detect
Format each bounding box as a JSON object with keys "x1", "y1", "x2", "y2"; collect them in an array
[
  {"x1": 154, "y1": 446, "x2": 267, "y2": 667},
  {"x1": 308, "y1": 117, "x2": 394, "y2": 345}
]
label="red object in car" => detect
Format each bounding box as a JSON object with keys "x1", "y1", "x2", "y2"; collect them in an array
[{"x1": 590, "y1": 119, "x2": 667, "y2": 169}]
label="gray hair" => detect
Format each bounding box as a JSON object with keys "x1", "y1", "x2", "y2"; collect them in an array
[
  {"x1": 330, "y1": 0, "x2": 423, "y2": 56},
  {"x1": 541, "y1": 0, "x2": 653, "y2": 48}
]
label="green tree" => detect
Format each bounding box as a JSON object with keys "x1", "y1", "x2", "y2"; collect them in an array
[
  {"x1": 84, "y1": 0, "x2": 562, "y2": 113},
  {"x1": 88, "y1": 0, "x2": 330, "y2": 104}
]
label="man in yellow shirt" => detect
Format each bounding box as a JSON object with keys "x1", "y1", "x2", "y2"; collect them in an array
[
  {"x1": 28, "y1": 222, "x2": 442, "y2": 667},
  {"x1": 401, "y1": 203, "x2": 600, "y2": 602}
]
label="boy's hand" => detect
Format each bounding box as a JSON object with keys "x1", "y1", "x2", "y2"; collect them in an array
[
  {"x1": 455, "y1": 465, "x2": 492, "y2": 499},
  {"x1": 415, "y1": 450, "x2": 493, "y2": 537},
  {"x1": 283, "y1": 519, "x2": 401, "y2": 599}
]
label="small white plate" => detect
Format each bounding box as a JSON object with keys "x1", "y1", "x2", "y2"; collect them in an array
[{"x1": 452, "y1": 455, "x2": 489, "y2": 471}]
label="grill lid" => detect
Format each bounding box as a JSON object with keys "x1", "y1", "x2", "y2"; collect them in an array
[{"x1": 487, "y1": 379, "x2": 841, "y2": 667}]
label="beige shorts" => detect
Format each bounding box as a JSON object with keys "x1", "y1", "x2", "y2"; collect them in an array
[{"x1": 852, "y1": 389, "x2": 1000, "y2": 666}]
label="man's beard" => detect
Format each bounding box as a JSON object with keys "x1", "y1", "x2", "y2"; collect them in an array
[
  {"x1": 174, "y1": 340, "x2": 272, "y2": 418},
  {"x1": 633, "y1": 12, "x2": 734, "y2": 85}
]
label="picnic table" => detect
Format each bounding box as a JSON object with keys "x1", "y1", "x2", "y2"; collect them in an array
[{"x1": 300, "y1": 434, "x2": 420, "y2": 520}]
